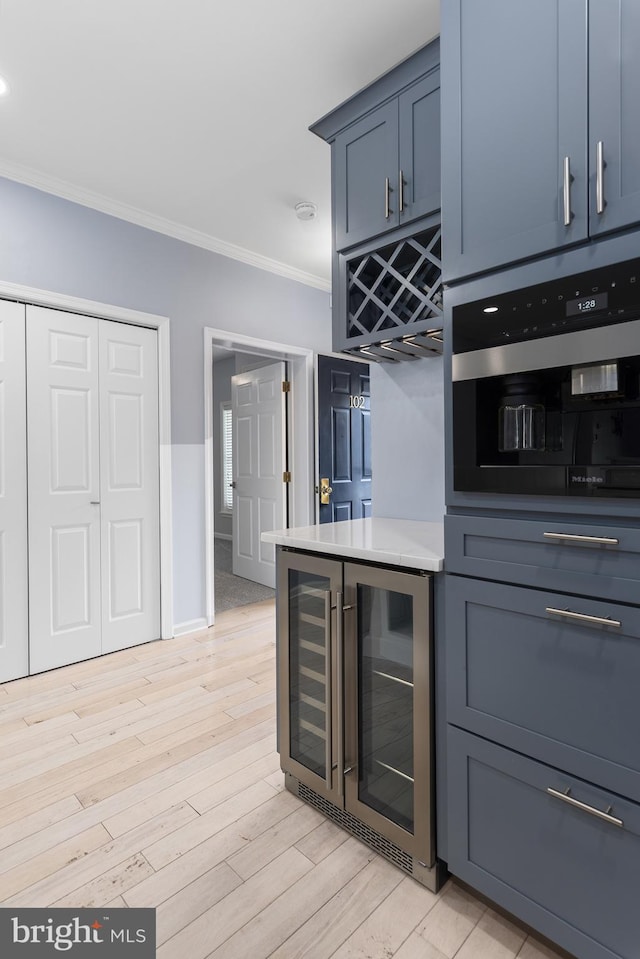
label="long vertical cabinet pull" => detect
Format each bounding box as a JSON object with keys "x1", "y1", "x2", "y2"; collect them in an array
[
  {"x1": 335, "y1": 591, "x2": 345, "y2": 799},
  {"x1": 384, "y1": 177, "x2": 391, "y2": 219},
  {"x1": 324, "y1": 590, "x2": 333, "y2": 791},
  {"x1": 596, "y1": 140, "x2": 606, "y2": 214},
  {"x1": 399, "y1": 170, "x2": 405, "y2": 213},
  {"x1": 563, "y1": 156, "x2": 573, "y2": 226}
]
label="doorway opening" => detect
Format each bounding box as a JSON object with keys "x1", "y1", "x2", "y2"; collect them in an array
[{"x1": 204, "y1": 328, "x2": 314, "y2": 625}]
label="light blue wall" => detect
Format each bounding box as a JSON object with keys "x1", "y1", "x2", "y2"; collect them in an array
[
  {"x1": 0, "y1": 176, "x2": 332, "y2": 625},
  {"x1": 370, "y1": 358, "x2": 445, "y2": 522}
]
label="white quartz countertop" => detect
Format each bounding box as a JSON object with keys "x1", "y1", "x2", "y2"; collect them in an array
[{"x1": 261, "y1": 518, "x2": 444, "y2": 572}]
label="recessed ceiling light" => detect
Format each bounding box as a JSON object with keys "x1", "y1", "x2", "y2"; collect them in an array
[
  {"x1": 0, "y1": 75, "x2": 9, "y2": 97},
  {"x1": 483, "y1": 306, "x2": 499, "y2": 313}
]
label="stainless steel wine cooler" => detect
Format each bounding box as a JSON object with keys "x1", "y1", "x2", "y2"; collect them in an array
[{"x1": 277, "y1": 547, "x2": 443, "y2": 891}]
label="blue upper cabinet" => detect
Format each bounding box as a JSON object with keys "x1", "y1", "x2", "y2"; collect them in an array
[
  {"x1": 398, "y1": 73, "x2": 441, "y2": 228},
  {"x1": 311, "y1": 40, "x2": 440, "y2": 254},
  {"x1": 333, "y1": 101, "x2": 400, "y2": 250},
  {"x1": 589, "y1": 0, "x2": 640, "y2": 240},
  {"x1": 441, "y1": 0, "x2": 588, "y2": 283},
  {"x1": 443, "y1": 0, "x2": 640, "y2": 284}
]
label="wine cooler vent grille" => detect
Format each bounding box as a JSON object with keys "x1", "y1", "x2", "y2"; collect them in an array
[{"x1": 298, "y1": 782, "x2": 413, "y2": 875}]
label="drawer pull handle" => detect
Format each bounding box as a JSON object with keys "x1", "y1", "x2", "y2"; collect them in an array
[
  {"x1": 545, "y1": 607, "x2": 621, "y2": 629},
  {"x1": 543, "y1": 532, "x2": 619, "y2": 546},
  {"x1": 547, "y1": 786, "x2": 623, "y2": 828}
]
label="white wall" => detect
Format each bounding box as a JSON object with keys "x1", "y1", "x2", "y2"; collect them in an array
[
  {"x1": 0, "y1": 176, "x2": 332, "y2": 628},
  {"x1": 212, "y1": 356, "x2": 235, "y2": 539},
  {"x1": 370, "y1": 357, "x2": 445, "y2": 522}
]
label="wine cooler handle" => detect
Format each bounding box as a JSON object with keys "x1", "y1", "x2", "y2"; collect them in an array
[
  {"x1": 335, "y1": 590, "x2": 344, "y2": 801},
  {"x1": 324, "y1": 590, "x2": 332, "y2": 792}
]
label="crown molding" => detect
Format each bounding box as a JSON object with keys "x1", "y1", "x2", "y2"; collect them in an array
[{"x1": 0, "y1": 160, "x2": 331, "y2": 293}]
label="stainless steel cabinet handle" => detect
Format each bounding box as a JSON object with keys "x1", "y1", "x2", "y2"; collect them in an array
[
  {"x1": 324, "y1": 590, "x2": 332, "y2": 791},
  {"x1": 399, "y1": 169, "x2": 405, "y2": 213},
  {"x1": 384, "y1": 177, "x2": 391, "y2": 219},
  {"x1": 543, "y1": 531, "x2": 619, "y2": 547},
  {"x1": 335, "y1": 590, "x2": 344, "y2": 801},
  {"x1": 545, "y1": 606, "x2": 621, "y2": 629},
  {"x1": 563, "y1": 156, "x2": 573, "y2": 226},
  {"x1": 596, "y1": 140, "x2": 606, "y2": 214},
  {"x1": 547, "y1": 786, "x2": 623, "y2": 828}
]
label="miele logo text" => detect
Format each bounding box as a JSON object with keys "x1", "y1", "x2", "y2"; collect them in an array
[
  {"x1": 12, "y1": 917, "x2": 105, "y2": 950},
  {"x1": 570, "y1": 475, "x2": 604, "y2": 483}
]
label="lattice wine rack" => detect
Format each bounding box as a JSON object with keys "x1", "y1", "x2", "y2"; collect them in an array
[{"x1": 342, "y1": 224, "x2": 443, "y2": 361}]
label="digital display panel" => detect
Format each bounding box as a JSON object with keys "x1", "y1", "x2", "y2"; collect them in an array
[{"x1": 566, "y1": 292, "x2": 609, "y2": 317}]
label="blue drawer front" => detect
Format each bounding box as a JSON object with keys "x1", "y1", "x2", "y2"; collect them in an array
[
  {"x1": 445, "y1": 514, "x2": 640, "y2": 604},
  {"x1": 446, "y1": 575, "x2": 640, "y2": 802},
  {"x1": 448, "y1": 728, "x2": 640, "y2": 959}
]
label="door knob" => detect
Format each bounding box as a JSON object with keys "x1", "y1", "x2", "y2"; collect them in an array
[{"x1": 320, "y1": 478, "x2": 333, "y2": 504}]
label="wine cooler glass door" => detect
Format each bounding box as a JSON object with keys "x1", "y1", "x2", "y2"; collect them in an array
[
  {"x1": 278, "y1": 550, "x2": 343, "y2": 804},
  {"x1": 344, "y1": 563, "x2": 433, "y2": 865}
]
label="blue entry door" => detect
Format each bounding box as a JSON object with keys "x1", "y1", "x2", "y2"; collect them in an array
[{"x1": 317, "y1": 355, "x2": 372, "y2": 524}]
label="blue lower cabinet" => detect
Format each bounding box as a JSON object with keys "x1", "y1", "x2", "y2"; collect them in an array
[
  {"x1": 446, "y1": 574, "x2": 640, "y2": 803},
  {"x1": 444, "y1": 514, "x2": 640, "y2": 605},
  {"x1": 448, "y1": 727, "x2": 640, "y2": 959}
]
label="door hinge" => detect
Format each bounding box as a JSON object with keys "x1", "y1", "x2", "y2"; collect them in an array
[
  {"x1": 282, "y1": 380, "x2": 291, "y2": 393},
  {"x1": 283, "y1": 471, "x2": 292, "y2": 483}
]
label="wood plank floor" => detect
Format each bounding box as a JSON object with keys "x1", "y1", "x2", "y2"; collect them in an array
[{"x1": 0, "y1": 599, "x2": 568, "y2": 959}]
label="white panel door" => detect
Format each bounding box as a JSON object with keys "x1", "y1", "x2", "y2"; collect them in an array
[
  {"x1": 100, "y1": 321, "x2": 160, "y2": 653},
  {"x1": 0, "y1": 301, "x2": 28, "y2": 682},
  {"x1": 27, "y1": 306, "x2": 102, "y2": 673},
  {"x1": 232, "y1": 362, "x2": 286, "y2": 588}
]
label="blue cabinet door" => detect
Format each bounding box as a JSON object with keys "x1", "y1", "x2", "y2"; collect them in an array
[
  {"x1": 446, "y1": 573, "x2": 640, "y2": 803},
  {"x1": 589, "y1": 0, "x2": 640, "y2": 239},
  {"x1": 441, "y1": 0, "x2": 588, "y2": 282},
  {"x1": 448, "y1": 728, "x2": 640, "y2": 959},
  {"x1": 334, "y1": 101, "x2": 399, "y2": 251},
  {"x1": 399, "y1": 71, "x2": 441, "y2": 226}
]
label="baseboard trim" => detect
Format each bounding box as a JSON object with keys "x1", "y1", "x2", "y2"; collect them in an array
[{"x1": 172, "y1": 617, "x2": 209, "y2": 637}]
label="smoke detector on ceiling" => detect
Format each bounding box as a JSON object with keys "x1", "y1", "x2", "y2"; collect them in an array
[{"x1": 295, "y1": 201, "x2": 318, "y2": 221}]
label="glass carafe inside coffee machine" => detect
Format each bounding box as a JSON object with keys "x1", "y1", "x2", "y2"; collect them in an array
[{"x1": 498, "y1": 374, "x2": 545, "y2": 452}]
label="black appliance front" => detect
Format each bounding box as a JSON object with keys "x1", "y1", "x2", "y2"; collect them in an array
[{"x1": 452, "y1": 257, "x2": 640, "y2": 497}]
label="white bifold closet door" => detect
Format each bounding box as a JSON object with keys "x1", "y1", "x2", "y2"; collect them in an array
[
  {"x1": 27, "y1": 306, "x2": 160, "y2": 674},
  {"x1": 0, "y1": 301, "x2": 28, "y2": 682}
]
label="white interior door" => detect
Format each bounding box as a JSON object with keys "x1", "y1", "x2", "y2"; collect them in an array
[
  {"x1": 27, "y1": 306, "x2": 102, "y2": 673},
  {"x1": 232, "y1": 361, "x2": 286, "y2": 588},
  {"x1": 0, "y1": 301, "x2": 28, "y2": 682},
  {"x1": 100, "y1": 321, "x2": 160, "y2": 653},
  {"x1": 27, "y1": 308, "x2": 161, "y2": 673}
]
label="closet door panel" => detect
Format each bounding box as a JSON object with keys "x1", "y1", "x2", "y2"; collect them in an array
[
  {"x1": 0, "y1": 301, "x2": 28, "y2": 683},
  {"x1": 100, "y1": 321, "x2": 160, "y2": 653},
  {"x1": 27, "y1": 307, "x2": 101, "y2": 673}
]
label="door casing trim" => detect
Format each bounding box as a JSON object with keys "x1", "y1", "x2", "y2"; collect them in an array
[{"x1": 204, "y1": 327, "x2": 314, "y2": 626}]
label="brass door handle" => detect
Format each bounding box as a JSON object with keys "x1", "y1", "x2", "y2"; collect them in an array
[{"x1": 320, "y1": 478, "x2": 333, "y2": 505}]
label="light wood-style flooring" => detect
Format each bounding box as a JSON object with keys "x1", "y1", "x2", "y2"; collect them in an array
[{"x1": 0, "y1": 599, "x2": 568, "y2": 959}]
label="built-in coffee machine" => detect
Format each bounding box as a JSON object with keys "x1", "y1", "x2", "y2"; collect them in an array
[{"x1": 452, "y1": 257, "x2": 640, "y2": 496}]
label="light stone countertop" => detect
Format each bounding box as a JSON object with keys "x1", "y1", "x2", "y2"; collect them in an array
[{"x1": 261, "y1": 517, "x2": 444, "y2": 572}]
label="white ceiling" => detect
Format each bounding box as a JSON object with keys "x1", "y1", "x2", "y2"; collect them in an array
[{"x1": 0, "y1": 0, "x2": 440, "y2": 290}]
